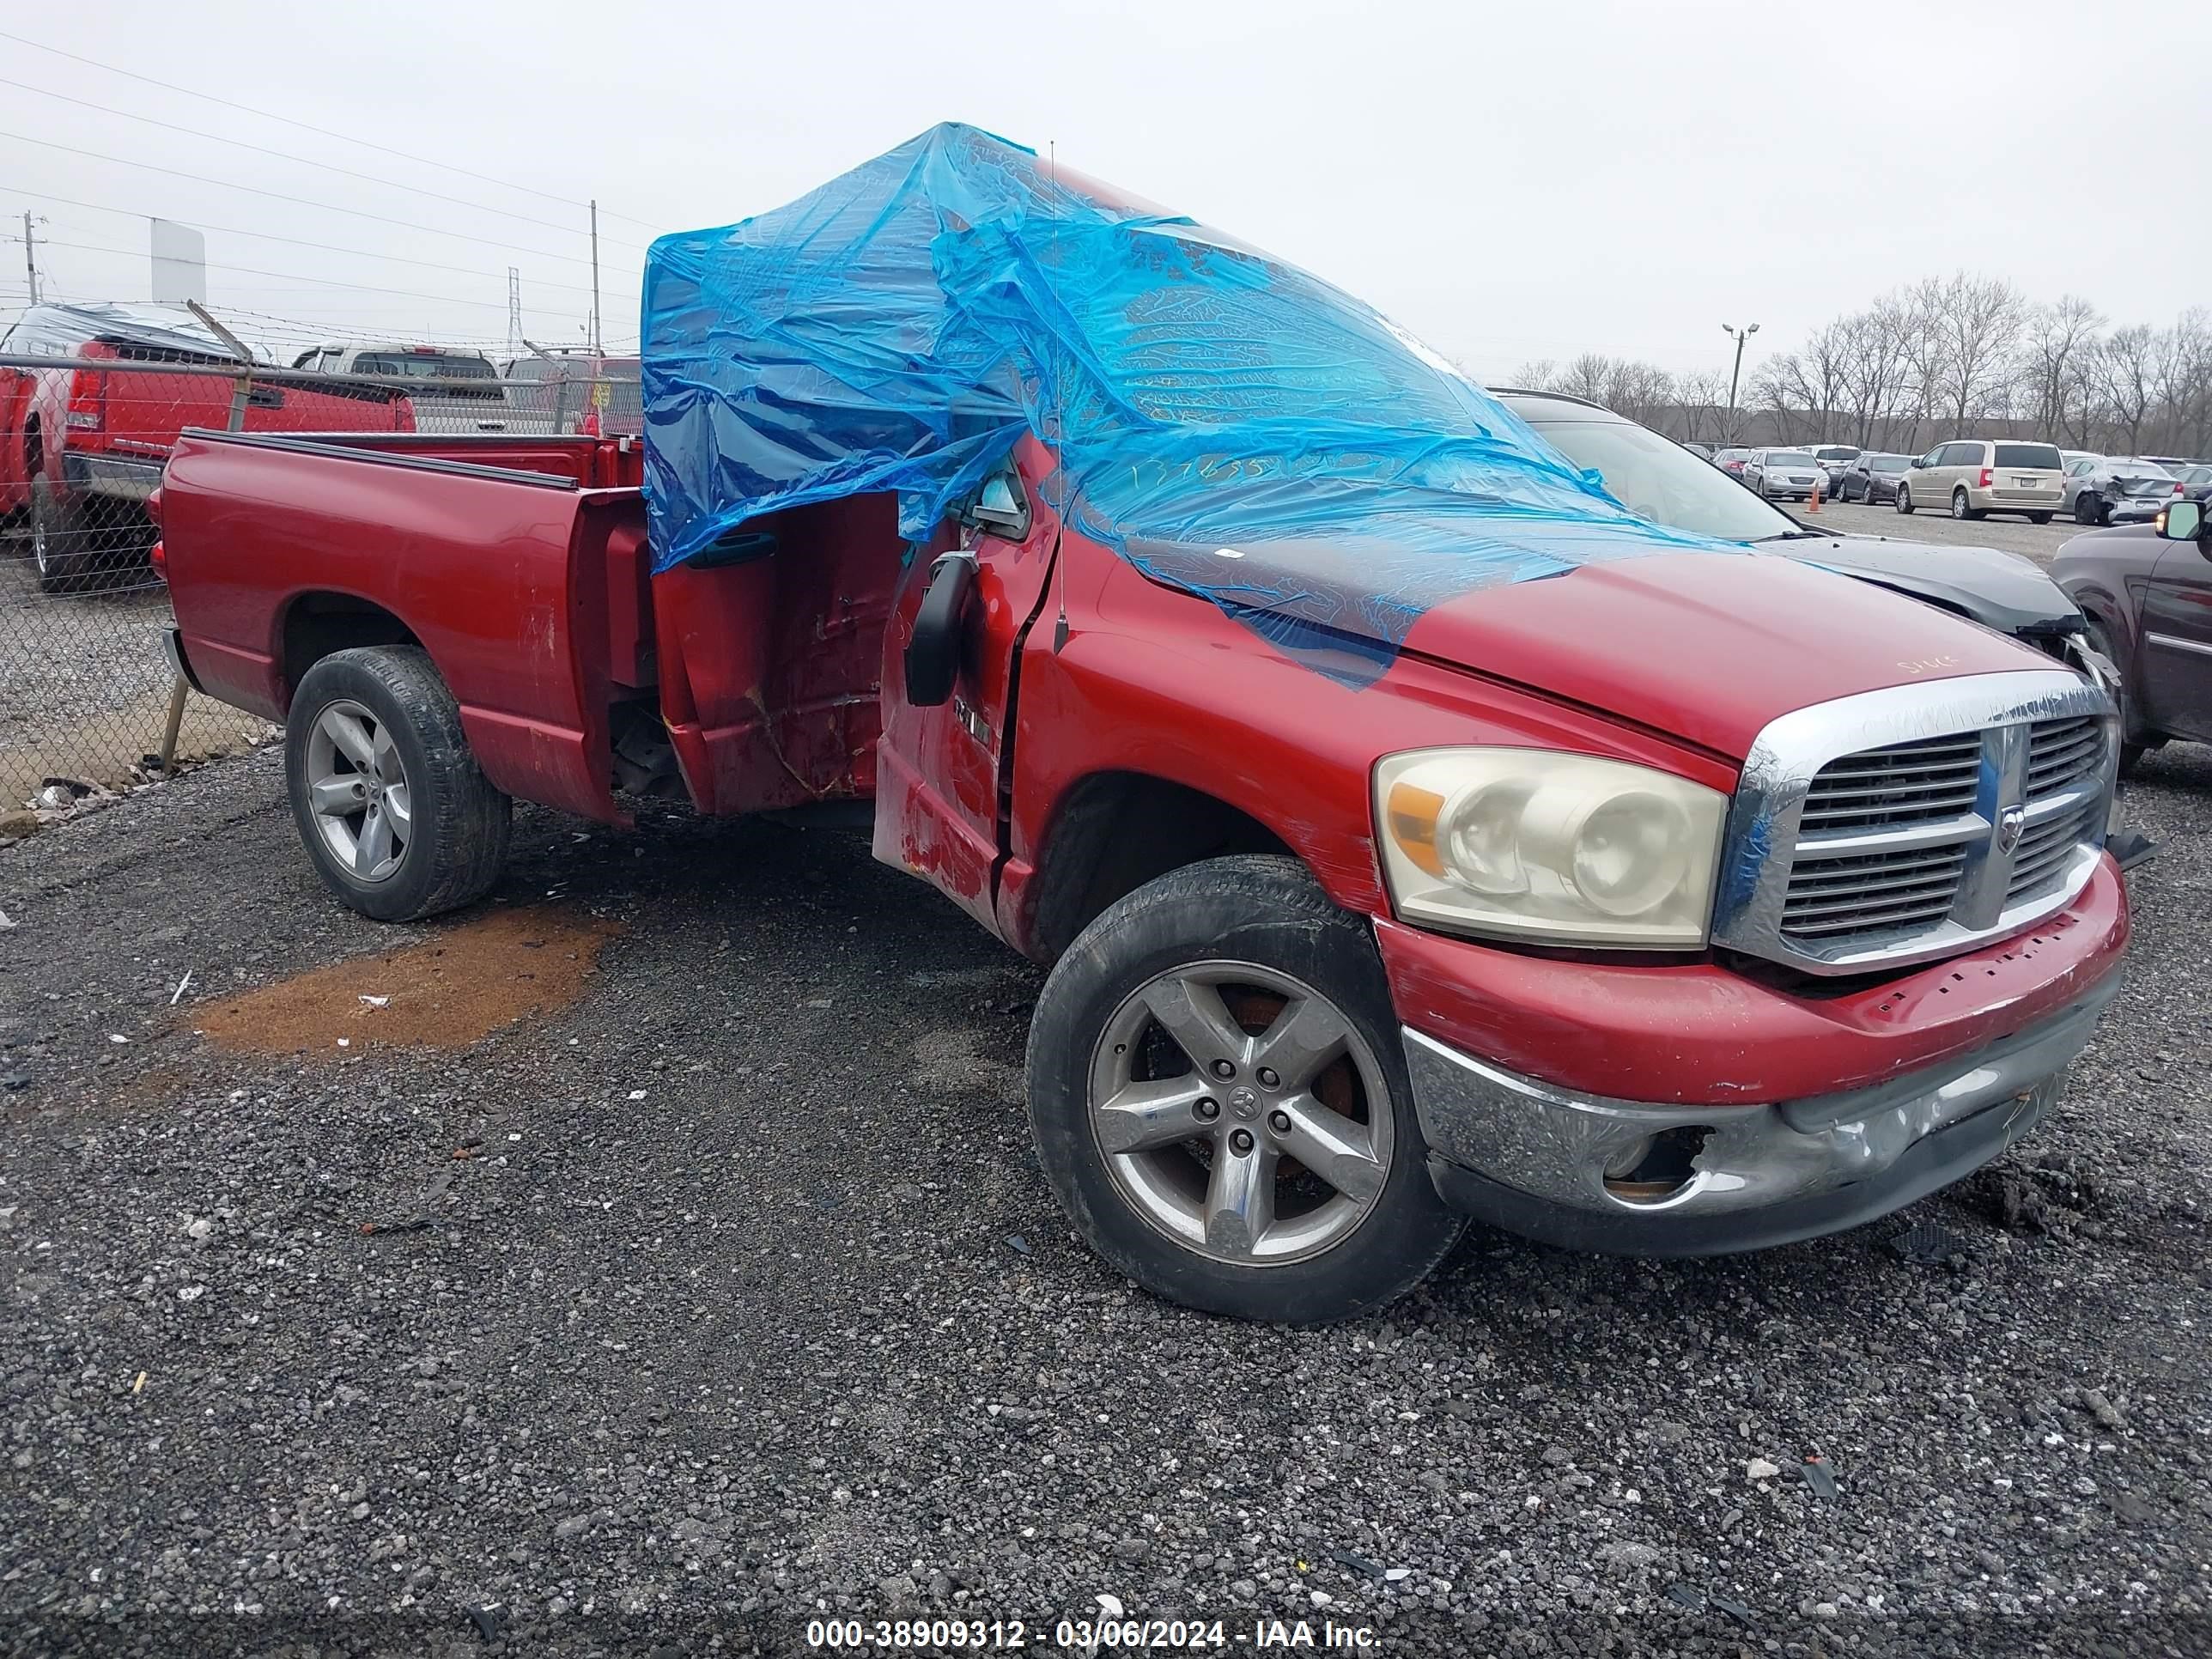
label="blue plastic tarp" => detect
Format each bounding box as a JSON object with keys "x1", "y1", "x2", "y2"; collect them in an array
[{"x1": 641, "y1": 123, "x2": 1731, "y2": 670}]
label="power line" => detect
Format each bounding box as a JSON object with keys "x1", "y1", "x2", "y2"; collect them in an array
[
  {"x1": 0, "y1": 131, "x2": 627, "y2": 269},
  {"x1": 0, "y1": 27, "x2": 665, "y2": 234},
  {"x1": 2, "y1": 184, "x2": 616, "y2": 298},
  {"x1": 27, "y1": 232, "x2": 627, "y2": 319},
  {"x1": 0, "y1": 76, "x2": 651, "y2": 251}
]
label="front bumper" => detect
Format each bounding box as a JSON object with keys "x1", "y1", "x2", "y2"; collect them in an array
[{"x1": 1407, "y1": 969, "x2": 2119, "y2": 1256}]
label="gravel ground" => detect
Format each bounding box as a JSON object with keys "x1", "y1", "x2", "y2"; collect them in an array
[
  {"x1": 3, "y1": 745, "x2": 2209, "y2": 1657},
  {"x1": 1786, "y1": 500, "x2": 2081, "y2": 566}
]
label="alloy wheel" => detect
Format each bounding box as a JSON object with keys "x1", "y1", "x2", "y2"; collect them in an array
[
  {"x1": 1087, "y1": 960, "x2": 1394, "y2": 1267},
  {"x1": 305, "y1": 699, "x2": 412, "y2": 881}
]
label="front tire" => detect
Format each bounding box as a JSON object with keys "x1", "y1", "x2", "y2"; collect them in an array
[
  {"x1": 284, "y1": 647, "x2": 512, "y2": 921},
  {"x1": 1026, "y1": 855, "x2": 1465, "y2": 1322},
  {"x1": 1896, "y1": 483, "x2": 1915, "y2": 514},
  {"x1": 2083, "y1": 619, "x2": 2150, "y2": 778}
]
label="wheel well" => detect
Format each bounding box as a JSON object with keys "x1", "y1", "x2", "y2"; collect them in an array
[
  {"x1": 281, "y1": 593, "x2": 422, "y2": 696},
  {"x1": 1024, "y1": 772, "x2": 1294, "y2": 963}
]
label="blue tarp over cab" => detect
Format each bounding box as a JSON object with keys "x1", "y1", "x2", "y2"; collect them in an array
[{"x1": 641, "y1": 123, "x2": 1729, "y2": 666}]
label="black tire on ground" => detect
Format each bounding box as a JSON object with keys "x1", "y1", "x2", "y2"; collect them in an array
[
  {"x1": 2075, "y1": 493, "x2": 2105, "y2": 526},
  {"x1": 1026, "y1": 854, "x2": 1467, "y2": 1323},
  {"x1": 29, "y1": 476, "x2": 106, "y2": 595},
  {"x1": 2029, "y1": 512, "x2": 2053, "y2": 525},
  {"x1": 1896, "y1": 483, "x2": 1915, "y2": 514},
  {"x1": 284, "y1": 646, "x2": 512, "y2": 922},
  {"x1": 1952, "y1": 487, "x2": 1983, "y2": 521},
  {"x1": 2082, "y1": 617, "x2": 2149, "y2": 778}
]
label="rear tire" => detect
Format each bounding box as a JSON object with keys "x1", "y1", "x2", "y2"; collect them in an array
[
  {"x1": 284, "y1": 647, "x2": 512, "y2": 921},
  {"x1": 2029, "y1": 512, "x2": 2053, "y2": 525},
  {"x1": 1896, "y1": 483, "x2": 1915, "y2": 514},
  {"x1": 1026, "y1": 855, "x2": 1465, "y2": 1323},
  {"x1": 29, "y1": 477, "x2": 105, "y2": 595},
  {"x1": 1952, "y1": 487, "x2": 1981, "y2": 521}
]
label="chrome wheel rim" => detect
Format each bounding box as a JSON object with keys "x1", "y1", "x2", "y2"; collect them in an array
[
  {"x1": 30, "y1": 507, "x2": 48, "y2": 575},
  {"x1": 1087, "y1": 960, "x2": 1394, "y2": 1267},
  {"x1": 305, "y1": 700, "x2": 410, "y2": 882}
]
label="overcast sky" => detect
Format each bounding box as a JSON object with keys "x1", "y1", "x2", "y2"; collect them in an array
[{"x1": 3, "y1": 0, "x2": 2205, "y2": 377}]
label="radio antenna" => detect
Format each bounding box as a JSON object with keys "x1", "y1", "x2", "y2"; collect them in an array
[{"x1": 1048, "y1": 139, "x2": 1071, "y2": 650}]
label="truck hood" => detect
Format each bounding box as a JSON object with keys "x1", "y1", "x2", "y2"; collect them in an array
[
  {"x1": 1399, "y1": 551, "x2": 2062, "y2": 760},
  {"x1": 1773, "y1": 533, "x2": 2081, "y2": 639}
]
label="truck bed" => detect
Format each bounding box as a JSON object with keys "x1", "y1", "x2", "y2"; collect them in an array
[{"x1": 159, "y1": 429, "x2": 904, "y2": 824}]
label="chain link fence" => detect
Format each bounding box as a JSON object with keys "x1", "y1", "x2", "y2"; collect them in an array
[{"x1": 1, "y1": 343, "x2": 640, "y2": 818}]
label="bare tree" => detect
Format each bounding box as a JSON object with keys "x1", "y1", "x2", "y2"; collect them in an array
[
  {"x1": 1672, "y1": 369, "x2": 1730, "y2": 443},
  {"x1": 2149, "y1": 310, "x2": 2212, "y2": 457},
  {"x1": 1920, "y1": 273, "x2": 2027, "y2": 428},
  {"x1": 1834, "y1": 301, "x2": 1911, "y2": 447},
  {"x1": 2096, "y1": 325, "x2": 2160, "y2": 455},
  {"x1": 2018, "y1": 295, "x2": 2104, "y2": 442}
]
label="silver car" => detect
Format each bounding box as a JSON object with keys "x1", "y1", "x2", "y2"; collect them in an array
[
  {"x1": 1741, "y1": 448, "x2": 1823, "y2": 501},
  {"x1": 2060, "y1": 455, "x2": 2183, "y2": 526}
]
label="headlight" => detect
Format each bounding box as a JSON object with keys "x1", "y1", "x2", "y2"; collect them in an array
[{"x1": 1375, "y1": 749, "x2": 1727, "y2": 948}]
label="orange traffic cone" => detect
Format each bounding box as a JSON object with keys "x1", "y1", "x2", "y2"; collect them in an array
[{"x1": 1808, "y1": 474, "x2": 1821, "y2": 514}]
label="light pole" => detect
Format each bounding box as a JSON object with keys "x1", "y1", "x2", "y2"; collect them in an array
[{"x1": 1722, "y1": 322, "x2": 1759, "y2": 443}]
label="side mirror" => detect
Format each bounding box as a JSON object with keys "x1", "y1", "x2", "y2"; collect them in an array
[
  {"x1": 964, "y1": 471, "x2": 1031, "y2": 540},
  {"x1": 2160, "y1": 499, "x2": 2203, "y2": 541},
  {"x1": 902, "y1": 550, "x2": 976, "y2": 708}
]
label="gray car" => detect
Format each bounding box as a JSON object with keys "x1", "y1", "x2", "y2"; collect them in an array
[
  {"x1": 1740, "y1": 447, "x2": 1824, "y2": 501},
  {"x1": 1838, "y1": 451, "x2": 1911, "y2": 504},
  {"x1": 2061, "y1": 455, "x2": 2183, "y2": 526}
]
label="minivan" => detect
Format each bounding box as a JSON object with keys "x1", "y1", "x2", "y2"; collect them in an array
[{"x1": 1897, "y1": 439, "x2": 2063, "y2": 522}]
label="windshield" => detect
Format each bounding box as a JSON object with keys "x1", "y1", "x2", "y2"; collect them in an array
[
  {"x1": 353, "y1": 352, "x2": 499, "y2": 381},
  {"x1": 1869, "y1": 454, "x2": 1909, "y2": 472},
  {"x1": 2116, "y1": 459, "x2": 2175, "y2": 478},
  {"x1": 1765, "y1": 452, "x2": 1816, "y2": 467},
  {"x1": 1530, "y1": 418, "x2": 1799, "y2": 544},
  {"x1": 1812, "y1": 447, "x2": 1860, "y2": 461}
]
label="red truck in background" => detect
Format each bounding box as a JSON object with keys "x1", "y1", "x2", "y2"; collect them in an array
[
  {"x1": 0, "y1": 302, "x2": 412, "y2": 592},
  {"x1": 153, "y1": 424, "x2": 2130, "y2": 1321}
]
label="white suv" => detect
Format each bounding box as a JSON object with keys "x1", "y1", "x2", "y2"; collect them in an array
[{"x1": 1896, "y1": 440, "x2": 2063, "y2": 523}]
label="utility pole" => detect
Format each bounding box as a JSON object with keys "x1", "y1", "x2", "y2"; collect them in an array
[
  {"x1": 21, "y1": 211, "x2": 42, "y2": 303},
  {"x1": 588, "y1": 199, "x2": 601, "y2": 355},
  {"x1": 1722, "y1": 321, "x2": 1760, "y2": 443},
  {"x1": 506, "y1": 266, "x2": 522, "y2": 363}
]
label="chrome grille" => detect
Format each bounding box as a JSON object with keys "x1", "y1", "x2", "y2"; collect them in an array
[
  {"x1": 2008, "y1": 799, "x2": 2098, "y2": 900},
  {"x1": 1781, "y1": 843, "x2": 1968, "y2": 938},
  {"x1": 2027, "y1": 716, "x2": 2102, "y2": 797},
  {"x1": 1792, "y1": 732, "x2": 1982, "y2": 833},
  {"x1": 1716, "y1": 671, "x2": 2118, "y2": 975}
]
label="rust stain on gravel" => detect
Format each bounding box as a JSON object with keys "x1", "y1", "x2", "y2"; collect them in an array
[{"x1": 192, "y1": 907, "x2": 621, "y2": 1057}]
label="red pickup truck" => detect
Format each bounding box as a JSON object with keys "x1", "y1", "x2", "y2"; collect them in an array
[
  {"x1": 1, "y1": 302, "x2": 412, "y2": 592},
  {"x1": 153, "y1": 131, "x2": 2130, "y2": 1322}
]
